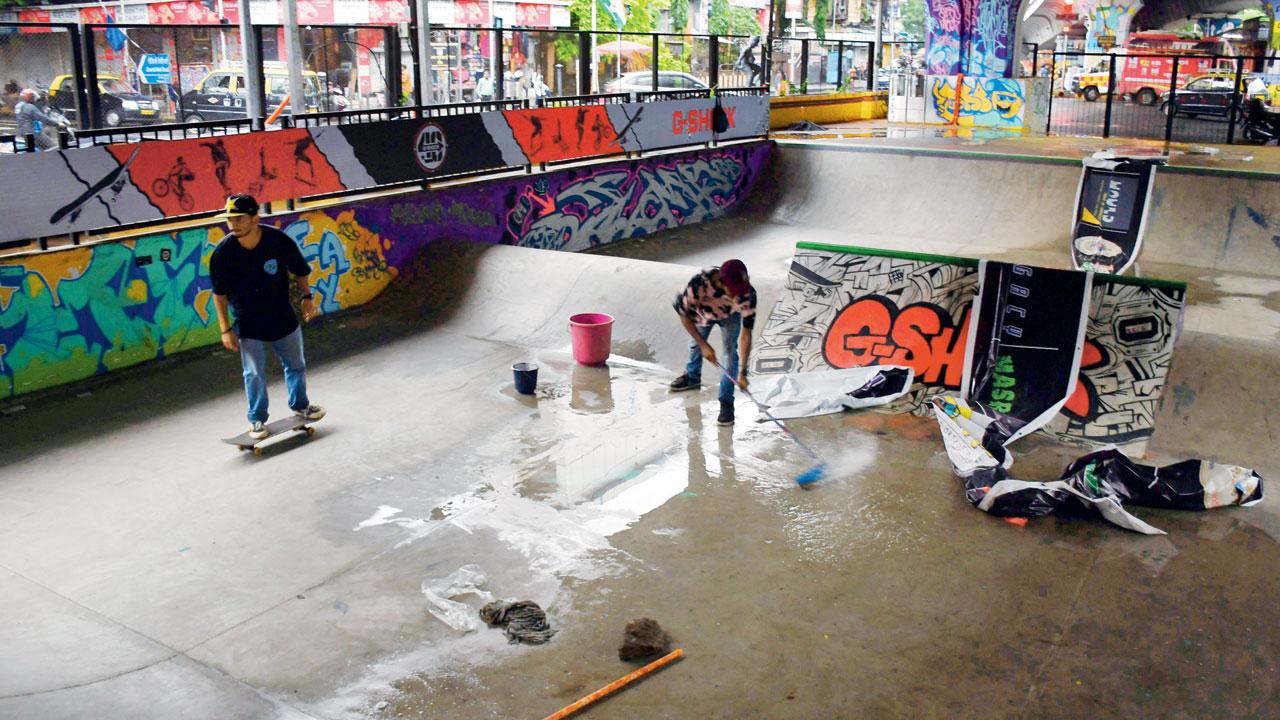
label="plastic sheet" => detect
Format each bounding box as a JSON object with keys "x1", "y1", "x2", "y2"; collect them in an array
[
  {"x1": 421, "y1": 564, "x2": 494, "y2": 632},
  {"x1": 755, "y1": 366, "x2": 914, "y2": 420},
  {"x1": 933, "y1": 397, "x2": 1266, "y2": 534}
]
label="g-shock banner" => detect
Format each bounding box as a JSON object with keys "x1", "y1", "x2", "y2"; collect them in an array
[
  {"x1": 1070, "y1": 153, "x2": 1164, "y2": 274},
  {"x1": 964, "y1": 261, "x2": 1092, "y2": 445}
]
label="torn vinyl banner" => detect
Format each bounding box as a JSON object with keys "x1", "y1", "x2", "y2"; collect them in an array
[
  {"x1": 933, "y1": 397, "x2": 1265, "y2": 534},
  {"x1": 757, "y1": 366, "x2": 913, "y2": 420},
  {"x1": 964, "y1": 261, "x2": 1091, "y2": 446},
  {"x1": 1071, "y1": 153, "x2": 1164, "y2": 275}
]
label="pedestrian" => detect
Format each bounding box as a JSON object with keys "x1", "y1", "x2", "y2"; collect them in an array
[
  {"x1": 475, "y1": 71, "x2": 495, "y2": 102},
  {"x1": 668, "y1": 259, "x2": 757, "y2": 426},
  {"x1": 210, "y1": 194, "x2": 325, "y2": 439}
]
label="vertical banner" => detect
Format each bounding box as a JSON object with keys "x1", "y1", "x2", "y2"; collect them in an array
[
  {"x1": 964, "y1": 261, "x2": 1092, "y2": 445},
  {"x1": 1070, "y1": 153, "x2": 1163, "y2": 274}
]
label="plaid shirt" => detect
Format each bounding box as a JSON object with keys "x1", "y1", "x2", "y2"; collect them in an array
[{"x1": 673, "y1": 267, "x2": 757, "y2": 330}]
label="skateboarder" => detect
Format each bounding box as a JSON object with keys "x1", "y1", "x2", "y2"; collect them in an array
[
  {"x1": 669, "y1": 259, "x2": 756, "y2": 426},
  {"x1": 210, "y1": 194, "x2": 325, "y2": 439}
]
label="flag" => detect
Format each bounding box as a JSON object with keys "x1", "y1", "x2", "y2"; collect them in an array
[
  {"x1": 597, "y1": 0, "x2": 626, "y2": 28},
  {"x1": 105, "y1": 14, "x2": 127, "y2": 53}
]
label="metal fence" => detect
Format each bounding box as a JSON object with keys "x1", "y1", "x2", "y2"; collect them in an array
[
  {"x1": 1045, "y1": 51, "x2": 1280, "y2": 145},
  {"x1": 0, "y1": 21, "x2": 769, "y2": 149}
]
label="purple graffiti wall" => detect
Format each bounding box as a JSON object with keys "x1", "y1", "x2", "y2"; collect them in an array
[
  {"x1": 926, "y1": 0, "x2": 1019, "y2": 78},
  {"x1": 333, "y1": 141, "x2": 771, "y2": 273}
]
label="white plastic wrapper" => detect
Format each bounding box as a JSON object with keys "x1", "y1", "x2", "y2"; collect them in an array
[{"x1": 755, "y1": 366, "x2": 914, "y2": 420}]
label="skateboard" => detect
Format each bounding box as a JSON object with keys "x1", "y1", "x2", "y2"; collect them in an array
[{"x1": 222, "y1": 415, "x2": 319, "y2": 455}]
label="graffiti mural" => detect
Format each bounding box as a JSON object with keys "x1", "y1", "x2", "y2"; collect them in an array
[
  {"x1": 1084, "y1": 1, "x2": 1141, "y2": 54},
  {"x1": 501, "y1": 146, "x2": 766, "y2": 252},
  {"x1": 1043, "y1": 280, "x2": 1185, "y2": 446},
  {"x1": 925, "y1": 0, "x2": 963, "y2": 75},
  {"x1": 927, "y1": 76, "x2": 1026, "y2": 127},
  {"x1": 0, "y1": 96, "x2": 770, "y2": 245},
  {"x1": 925, "y1": 0, "x2": 1018, "y2": 78},
  {"x1": 0, "y1": 142, "x2": 770, "y2": 399},
  {"x1": 752, "y1": 246, "x2": 1186, "y2": 449}
]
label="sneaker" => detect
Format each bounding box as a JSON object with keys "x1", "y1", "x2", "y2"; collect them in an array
[
  {"x1": 716, "y1": 400, "x2": 735, "y2": 426},
  {"x1": 293, "y1": 404, "x2": 326, "y2": 421},
  {"x1": 669, "y1": 373, "x2": 702, "y2": 392},
  {"x1": 249, "y1": 421, "x2": 269, "y2": 439}
]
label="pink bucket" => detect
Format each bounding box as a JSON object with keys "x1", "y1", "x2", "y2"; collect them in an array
[{"x1": 569, "y1": 313, "x2": 614, "y2": 366}]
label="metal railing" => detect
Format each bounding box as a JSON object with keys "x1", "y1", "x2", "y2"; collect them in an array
[{"x1": 1045, "y1": 51, "x2": 1280, "y2": 145}]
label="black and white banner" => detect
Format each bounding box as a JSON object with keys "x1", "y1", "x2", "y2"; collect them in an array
[
  {"x1": 964, "y1": 261, "x2": 1092, "y2": 445},
  {"x1": 1070, "y1": 153, "x2": 1164, "y2": 275}
]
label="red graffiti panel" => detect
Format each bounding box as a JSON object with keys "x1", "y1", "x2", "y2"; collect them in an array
[
  {"x1": 106, "y1": 129, "x2": 346, "y2": 217},
  {"x1": 503, "y1": 106, "x2": 623, "y2": 164},
  {"x1": 822, "y1": 296, "x2": 970, "y2": 389}
]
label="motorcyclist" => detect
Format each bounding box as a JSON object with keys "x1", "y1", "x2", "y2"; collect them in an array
[{"x1": 14, "y1": 88, "x2": 69, "y2": 151}]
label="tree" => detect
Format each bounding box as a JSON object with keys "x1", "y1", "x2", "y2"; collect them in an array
[
  {"x1": 670, "y1": 0, "x2": 689, "y2": 33},
  {"x1": 899, "y1": 0, "x2": 925, "y2": 41},
  {"x1": 709, "y1": 0, "x2": 764, "y2": 36},
  {"x1": 813, "y1": 0, "x2": 830, "y2": 39}
]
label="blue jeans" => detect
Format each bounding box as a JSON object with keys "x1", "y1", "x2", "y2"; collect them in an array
[
  {"x1": 685, "y1": 314, "x2": 741, "y2": 403},
  {"x1": 239, "y1": 326, "x2": 309, "y2": 423}
]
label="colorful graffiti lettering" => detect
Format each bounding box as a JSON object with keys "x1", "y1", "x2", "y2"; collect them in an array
[
  {"x1": 504, "y1": 150, "x2": 755, "y2": 252},
  {"x1": 0, "y1": 210, "x2": 393, "y2": 399},
  {"x1": 928, "y1": 76, "x2": 1025, "y2": 127},
  {"x1": 821, "y1": 296, "x2": 971, "y2": 388},
  {"x1": 924, "y1": 0, "x2": 1018, "y2": 78}
]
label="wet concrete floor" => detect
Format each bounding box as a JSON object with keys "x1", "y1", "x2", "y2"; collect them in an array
[{"x1": 1, "y1": 240, "x2": 1277, "y2": 719}]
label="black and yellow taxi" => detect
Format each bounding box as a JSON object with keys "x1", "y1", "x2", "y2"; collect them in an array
[{"x1": 48, "y1": 74, "x2": 162, "y2": 127}]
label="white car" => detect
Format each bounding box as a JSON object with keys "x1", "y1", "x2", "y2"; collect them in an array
[{"x1": 604, "y1": 71, "x2": 709, "y2": 93}]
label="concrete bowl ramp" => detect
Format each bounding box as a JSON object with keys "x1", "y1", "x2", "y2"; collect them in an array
[
  {"x1": 762, "y1": 140, "x2": 1280, "y2": 278},
  {"x1": 4, "y1": 196, "x2": 1280, "y2": 719},
  {"x1": 395, "y1": 239, "x2": 783, "y2": 372}
]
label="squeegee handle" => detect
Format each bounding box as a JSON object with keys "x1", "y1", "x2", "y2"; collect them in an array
[{"x1": 710, "y1": 361, "x2": 823, "y2": 463}]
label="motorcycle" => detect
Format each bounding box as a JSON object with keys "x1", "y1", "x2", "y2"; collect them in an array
[
  {"x1": 14, "y1": 86, "x2": 76, "y2": 152},
  {"x1": 1241, "y1": 98, "x2": 1280, "y2": 145}
]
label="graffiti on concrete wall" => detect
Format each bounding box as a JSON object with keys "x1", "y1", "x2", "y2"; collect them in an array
[
  {"x1": 501, "y1": 146, "x2": 766, "y2": 252},
  {"x1": 0, "y1": 96, "x2": 770, "y2": 245},
  {"x1": 752, "y1": 247, "x2": 1185, "y2": 449},
  {"x1": 927, "y1": 76, "x2": 1026, "y2": 127},
  {"x1": 926, "y1": 0, "x2": 963, "y2": 75},
  {"x1": 925, "y1": 0, "x2": 1018, "y2": 78},
  {"x1": 1085, "y1": 1, "x2": 1141, "y2": 54},
  {"x1": 0, "y1": 142, "x2": 769, "y2": 399},
  {"x1": 0, "y1": 210, "x2": 393, "y2": 399}
]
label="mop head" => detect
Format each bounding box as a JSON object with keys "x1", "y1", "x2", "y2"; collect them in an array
[{"x1": 795, "y1": 464, "x2": 827, "y2": 487}]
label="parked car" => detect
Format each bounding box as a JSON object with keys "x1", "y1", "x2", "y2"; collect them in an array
[
  {"x1": 47, "y1": 74, "x2": 162, "y2": 127},
  {"x1": 603, "y1": 71, "x2": 709, "y2": 93},
  {"x1": 1159, "y1": 73, "x2": 1264, "y2": 118},
  {"x1": 181, "y1": 65, "x2": 322, "y2": 123}
]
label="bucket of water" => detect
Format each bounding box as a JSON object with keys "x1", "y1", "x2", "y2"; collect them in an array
[
  {"x1": 512, "y1": 362, "x2": 539, "y2": 395},
  {"x1": 569, "y1": 313, "x2": 614, "y2": 366}
]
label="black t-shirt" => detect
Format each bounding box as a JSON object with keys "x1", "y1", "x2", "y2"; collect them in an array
[{"x1": 209, "y1": 225, "x2": 311, "y2": 342}]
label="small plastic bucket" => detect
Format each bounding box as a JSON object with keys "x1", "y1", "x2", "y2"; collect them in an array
[
  {"x1": 569, "y1": 313, "x2": 614, "y2": 366},
  {"x1": 512, "y1": 362, "x2": 539, "y2": 395}
]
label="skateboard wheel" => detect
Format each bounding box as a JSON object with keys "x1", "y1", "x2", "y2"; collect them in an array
[
  {"x1": 306, "y1": 426, "x2": 315, "y2": 436},
  {"x1": 253, "y1": 447, "x2": 263, "y2": 456}
]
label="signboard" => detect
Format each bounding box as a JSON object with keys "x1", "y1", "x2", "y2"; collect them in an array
[
  {"x1": 965, "y1": 261, "x2": 1092, "y2": 445},
  {"x1": 1070, "y1": 154, "x2": 1163, "y2": 274},
  {"x1": 137, "y1": 54, "x2": 173, "y2": 85}
]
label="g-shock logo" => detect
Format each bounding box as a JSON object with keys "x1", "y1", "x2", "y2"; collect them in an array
[{"x1": 413, "y1": 123, "x2": 447, "y2": 172}]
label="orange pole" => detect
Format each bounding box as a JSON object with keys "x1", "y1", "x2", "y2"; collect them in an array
[
  {"x1": 540, "y1": 648, "x2": 684, "y2": 720},
  {"x1": 265, "y1": 94, "x2": 291, "y2": 126},
  {"x1": 951, "y1": 73, "x2": 964, "y2": 126}
]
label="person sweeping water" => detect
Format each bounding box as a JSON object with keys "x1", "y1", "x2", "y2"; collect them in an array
[{"x1": 669, "y1": 260, "x2": 756, "y2": 426}]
